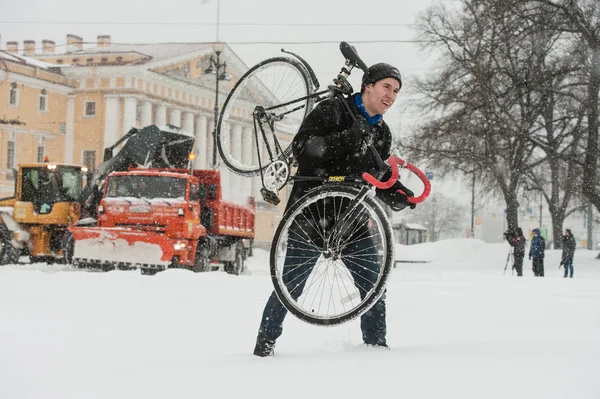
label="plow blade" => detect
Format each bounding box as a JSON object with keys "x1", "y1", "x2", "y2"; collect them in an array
[{"x1": 70, "y1": 227, "x2": 174, "y2": 268}]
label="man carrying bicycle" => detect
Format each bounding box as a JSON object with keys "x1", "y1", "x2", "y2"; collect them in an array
[{"x1": 254, "y1": 62, "x2": 416, "y2": 357}]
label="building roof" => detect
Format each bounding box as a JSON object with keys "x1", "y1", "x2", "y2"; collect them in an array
[
  {"x1": 64, "y1": 42, "x2": 214, "y2": 64},
  {"x1": 405, "y1": 223, "x2": 428, "y2": 231},
  {"x1": 0, "y1": 50, "x2": 60, "y2": 69}
]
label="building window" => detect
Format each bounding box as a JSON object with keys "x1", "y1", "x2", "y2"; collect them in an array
[
  {"x1": 85, "y1": 101, "x2": 96, "y2": 117},
  {"x1": 39, "y1": 93, "x2": 48, "y2": 112},
  {"x1": 9, "y1": 85, "x2": 18, "y2": 106},
  {"x1": 37, "y1": 139, "x2": 46, "y2": 162},
  {"x1": 6, "y1": 140, "x2": 15, "y2": 170},
  {"x1": 83, "y1": 150, "x2": 96, "y2": 171}
]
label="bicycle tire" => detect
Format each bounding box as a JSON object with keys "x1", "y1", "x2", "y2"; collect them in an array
[
  {"x1": 217, "y1": 57, "x2": 315, "y2": 176},
  {"x1": 270, "y1": 184, "x2": 394, "y2": 326}
]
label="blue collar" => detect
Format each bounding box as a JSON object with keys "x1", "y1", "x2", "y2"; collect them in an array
[{"x1": 354, "y1": 94, "x2": 383, "y2": 125}]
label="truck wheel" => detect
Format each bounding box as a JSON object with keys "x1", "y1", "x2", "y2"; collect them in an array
[
  {"x1": 0, "y1": 224, "x2": 20, "y2": 265},
  {"x1": 61, "y1": 231, "x2": 75, "y2": 265},
  {"x1": 193, "y1": 254, "x2": 209, "y2": 273},
  {"x1": 225, "y1": 242, "x2": 245, "y2": 276}
]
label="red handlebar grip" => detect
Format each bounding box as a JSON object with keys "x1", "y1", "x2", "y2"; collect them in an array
[{"x1": 361, "y1": 155, "x2": 431, "y2": 204}]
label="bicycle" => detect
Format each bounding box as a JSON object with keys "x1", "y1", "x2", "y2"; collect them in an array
[{"x1": 217, "y1": 42, "x2": 431, "y2": 325}]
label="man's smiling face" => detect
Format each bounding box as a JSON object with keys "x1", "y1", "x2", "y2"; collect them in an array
[{"x1": 362, "y1": 77, "x2": 400, "y2": 116}]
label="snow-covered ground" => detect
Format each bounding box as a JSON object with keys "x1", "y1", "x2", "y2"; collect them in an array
[{"x1": 1, "y1": 239, "x2": 599, "y2": 399}]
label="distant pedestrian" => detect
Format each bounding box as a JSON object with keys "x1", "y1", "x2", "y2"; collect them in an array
[
  {"x1": 505, "y1": 227, "x2": 526, "y2": 276},
  {"x1": 529, "y1": 228, "x2": 545, "y2": 277},
  {"x1": 560, "y1": 229, "x2": 576, "y2": 278}
]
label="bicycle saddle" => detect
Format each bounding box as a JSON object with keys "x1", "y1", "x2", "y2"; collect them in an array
[{"x1": 339, "y1": 41, "x2": 368, "y2": 72}]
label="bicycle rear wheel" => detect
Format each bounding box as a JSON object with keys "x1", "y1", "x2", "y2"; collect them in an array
[
  {"x1": 217, "y1": 57, "x2": 315, "y2": 176},
  {"x1": 270, "y1": 184, "x2": 394, "y2": 325}
]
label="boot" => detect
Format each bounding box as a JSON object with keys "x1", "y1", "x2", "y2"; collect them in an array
[
  {"x1": 253, "y1": 338, "x2": 276, "y2": 357},
  {"x1": 364, "y1": 338, "x2": 389, "y2": 349}
]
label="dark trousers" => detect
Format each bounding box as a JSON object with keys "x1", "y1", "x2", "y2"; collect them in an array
[
  {"x1": 513, "y1": 255, "x2": 524, "y2": 276},
  {"x1": 563, "y1": 258, "x2": 574, "y2": 278},
  {"x1": 257, "y1": 233, "x2": 386, "y2": 345},
  {"x1": 532, "y1": 258, "x2": 544, "y2": 277}
]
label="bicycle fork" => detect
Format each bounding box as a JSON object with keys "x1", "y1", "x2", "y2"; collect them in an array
[
  {"x1": 325, "y1": 186, "x2": 374, "y2": 256},
  {"x1": 253, "y1": 106, "x2": 295, "y2": 206}
]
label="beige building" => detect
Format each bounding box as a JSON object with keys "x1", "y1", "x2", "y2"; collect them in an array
[{"x1": 0, "y1": 34, "x2": 291, "y2": 247}]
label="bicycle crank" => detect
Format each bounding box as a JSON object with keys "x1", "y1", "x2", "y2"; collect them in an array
[{"x1": 263, "y1": 160, "x2": 290, "y2": 191}]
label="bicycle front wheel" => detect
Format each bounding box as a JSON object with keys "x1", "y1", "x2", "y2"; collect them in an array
[
  {"x1": 217, "y1": 57, "x2": 315, "y2": 176},
  {"x1": 270, "y1": 184, "x2": 394, "y2": 326}
]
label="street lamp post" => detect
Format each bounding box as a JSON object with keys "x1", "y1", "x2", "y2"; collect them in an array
[
  {"x1": 539, "y1": 190, "x2": 543, "y2": 228},
  {"x1": 470, "y1": 171, "x2": 475, "y2": 238},
  {"x1": 204, "y1": 42, "x2": 230, "y2": 168}
]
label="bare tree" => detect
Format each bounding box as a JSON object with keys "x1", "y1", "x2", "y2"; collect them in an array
[
  {"x1": 525, "y1": 0, "x2": 600, "y2": 215},
  {"x1": 405, "y1": 0, "x2": 551, "y2": 231},
  {"x1": 405, "y1": 0, "x2": 586, "y2": 242}
]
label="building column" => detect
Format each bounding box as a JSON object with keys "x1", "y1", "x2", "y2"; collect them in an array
[
  {"x1": 155, "y1": 104, "x2": 167, "y2": 126},
  {"x1": 182, "y1": 112, "x2": 194, "y2": 135},
  {"x1": 140, "y1": 101, "x2": 153, "y2": 127},
  {"x1": 64, "y1": 95, "x2": 75, "y2": 163},
  {"x1": 195, "y1": 114, "x2": 208, "y2": 169},
  {"x1": 207, "y1": 116, "x2": 216, "y2": 168},
  {"x1": 252, "y1": 136, "x2": 263, "y2": 202},
  {"x1": 219, "y1": 121, "x2": 230, "y2": 199},
  {"x1": 122, "y1": 97, "x2": 137, "y2": 136},
  {"x1": 169, "y1": 109, "x2": 181, "y2": 127},
  {"x1": 231, "y1": 124, "x2": 243, "y2": 201},
  {"x1": 103, "y1": 95, "x2": 120, "y2": 151},
  {"x1": 242, "y1": 125, "x2": 254, "y2": 199}
]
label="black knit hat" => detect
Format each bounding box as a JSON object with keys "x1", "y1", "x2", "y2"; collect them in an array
[{"x1": 361, "y1": 63, "x2": 402, "y2": 90}]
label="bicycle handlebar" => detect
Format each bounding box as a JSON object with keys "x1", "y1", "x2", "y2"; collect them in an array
[{"x1": 361, "y1": 155, "x2": 432, "y2": 205}]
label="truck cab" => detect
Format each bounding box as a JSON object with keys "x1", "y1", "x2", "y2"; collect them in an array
[{"x1": 0, "y1": 162, "x2": 88, "y2": 264}]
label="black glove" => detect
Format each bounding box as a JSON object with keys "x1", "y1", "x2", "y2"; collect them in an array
[
  {"x1": 393, "y1": 182, "x2": 416, "y2": 211},
  {"x1": 341, "y1": 117, "x2": 370, "y2": 149},
  {"x1": 378, "y1": 182, "x2": 416, "y2": 212}
]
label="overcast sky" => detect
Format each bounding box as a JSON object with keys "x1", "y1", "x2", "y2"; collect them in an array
[{"x1": 0, "y1": 0, "x2": 441, "y2": 132}]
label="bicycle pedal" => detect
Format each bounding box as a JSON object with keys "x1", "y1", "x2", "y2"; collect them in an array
[{"x1": 260, "y1": 188, "x2": 281, "y2": 206}]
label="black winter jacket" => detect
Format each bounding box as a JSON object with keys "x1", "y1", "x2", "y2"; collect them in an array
[
  {"x1": 561, "y1": 234, "x2": 576, "y2": 262},
  {"x1": 508, "y1": 234, "x2": 526, "y2": 256},
  {"x1": 287, "y1": 93, "x2": 409, "y2": 210}
]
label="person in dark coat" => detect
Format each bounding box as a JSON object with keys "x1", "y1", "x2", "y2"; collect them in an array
[
  {"x1": 529, "y1": 228, "x2": 546, "y2": 277},
  {"x1": 253, "y1": 63, "x2": 415, "y2": 357},
  {"x1": 505, "y1": 227, "x2": 526, "y2": 276},
  {"x1": 560, "y1": 228, "x2": 576, "y2": 278}
]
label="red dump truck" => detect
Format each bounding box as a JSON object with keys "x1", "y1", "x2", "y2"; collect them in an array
[{"x1": 65, "y1": 168, "x2": 255, "y2": 275}]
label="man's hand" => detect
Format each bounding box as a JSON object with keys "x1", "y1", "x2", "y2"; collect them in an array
[
  {"x1": 396, "y1": 182, "x2": 416, "y2": 209},
  {"x1": 388, "y1": 183, "x2": 416, "y2": 211}
]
